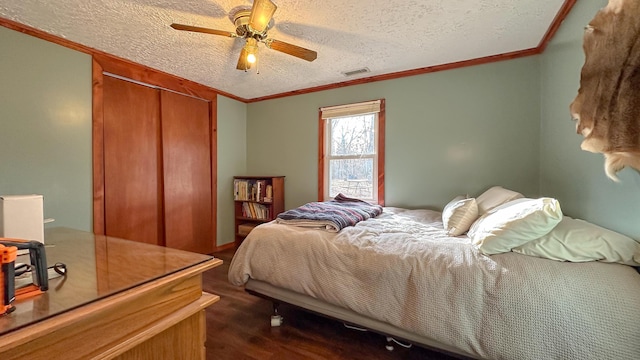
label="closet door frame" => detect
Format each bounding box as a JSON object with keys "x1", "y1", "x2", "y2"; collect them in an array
[{"x1": 92, "y1": 55, "x2": 218, "y2": 249}]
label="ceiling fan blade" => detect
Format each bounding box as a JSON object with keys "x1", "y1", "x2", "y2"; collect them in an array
[
  {"x1": 170, "y1": 23, "x2": 236, "y2": 38},
  {"x1": 265, "y1": 39, "x2": 317, "y2": 62},
  {"x1": 249, "y1": 0, "x2": 277, "y2": 33},
  {"x1": 236, "y1": 48, "x2": 253, "y2": 71}
]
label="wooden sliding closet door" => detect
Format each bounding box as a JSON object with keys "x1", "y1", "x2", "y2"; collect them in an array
[
  {"x1": 103, "y1": 76, "x2": 162, "y2": 246},
  {"x1": 160, "y1": 91, "x2": 214, "y2": 254}
]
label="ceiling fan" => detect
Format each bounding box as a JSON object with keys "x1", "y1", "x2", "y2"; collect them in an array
[{"x1": 170, "y1": 0, "x2": 317, "y2": 71}]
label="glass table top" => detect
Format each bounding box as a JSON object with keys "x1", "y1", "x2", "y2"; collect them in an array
[{"x1": 0, "y1": 227, "x2": 215, "y2": 335}]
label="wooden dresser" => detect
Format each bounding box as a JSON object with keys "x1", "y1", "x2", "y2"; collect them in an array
[{"x1": 0, "y1": 227, "x2": 221, "y2": 359}]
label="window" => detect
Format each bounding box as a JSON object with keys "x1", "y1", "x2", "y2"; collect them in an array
[{"x1": 318, "y1": 99, "x2": 385, "y2": 205}]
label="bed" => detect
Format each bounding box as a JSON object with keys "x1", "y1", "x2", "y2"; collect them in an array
[{"x1": 228, "y1": 190, "x2": 640, "y2": 359}]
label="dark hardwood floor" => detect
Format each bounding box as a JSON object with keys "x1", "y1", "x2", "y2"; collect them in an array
[{"x1": 203, "y1": 248, "x2": 459, "y2": 360}]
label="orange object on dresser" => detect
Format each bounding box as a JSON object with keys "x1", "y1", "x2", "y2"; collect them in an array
[{"x1": 0, "y1": 243, "x2": 17, "y2": 315}]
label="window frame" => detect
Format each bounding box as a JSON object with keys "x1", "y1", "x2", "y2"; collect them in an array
[{"x1": 318, "y1": 99, "x2": 385, "y2": 205}]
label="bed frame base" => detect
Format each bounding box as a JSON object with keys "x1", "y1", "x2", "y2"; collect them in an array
[
  {"x1": 245, "y1": 279, "x2": 474, "y2": 359},
  {"x1": 270, "y1": 302, "x2": 283, "y2": 327}
]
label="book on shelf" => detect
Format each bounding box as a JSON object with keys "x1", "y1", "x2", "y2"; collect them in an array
[
  {"x1": 264, "y1": 185, "x2": 273, "y2": 202},
  {"x1": 240, "y1": 201, "x2": 270, "y2": 220},
  {"x1": 248, "y1": 201, "x2": 257, "y2": 218},
  {"x1": 256, "y1": 180, "x2": 266, "y2": 201},
  {"x1": 234, "y1": 178, "x2": 271, "y2": 202}
]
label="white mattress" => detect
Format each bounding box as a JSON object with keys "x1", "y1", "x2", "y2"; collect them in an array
[{"x1": 229, "y1": 207, "x2": 640, "y2": 359}]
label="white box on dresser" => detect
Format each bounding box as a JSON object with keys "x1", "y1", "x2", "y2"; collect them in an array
[{"x1": 0, "y1": 194, "x2": 44, "y2": 244}]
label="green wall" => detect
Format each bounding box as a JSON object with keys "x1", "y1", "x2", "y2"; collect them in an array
[
  {"x1": 216, "y1": 95, "x2": 247, "y2": 245},
  {"x1": 247, "y1": 57, "x2": 542, "y2": 211},
  {"x1": 0, "y1": 26, "x2": 92, "y2": 231},
  {"x1": 539, "y1": 0, "x2": 640, "y2": 239}
]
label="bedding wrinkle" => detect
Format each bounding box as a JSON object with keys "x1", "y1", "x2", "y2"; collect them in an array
[{"x1": 229, "y1": 208, "x2": 640, "y2": 360}]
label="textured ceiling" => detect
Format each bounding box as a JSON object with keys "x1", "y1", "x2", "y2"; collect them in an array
[{"x1": 0, "y1": 0, "x2": 567, "y2": 100}]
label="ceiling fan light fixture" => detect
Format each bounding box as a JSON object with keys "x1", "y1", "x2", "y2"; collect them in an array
[
  {"x1": 244, "y1": 38, "x2": 259, "y2": 64},
  {"x1": 249, "y1": 0, "x2": 277, "y2": 33},
  {"x1": 170, "y1": 0, "x2": 317, "y2": 71}
]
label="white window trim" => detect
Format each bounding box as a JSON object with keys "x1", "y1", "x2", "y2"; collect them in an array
[
  {"x1": 321, "y1": 101, "x2": 381, "y2": 202},
  {"x1": 320, "y1": 100, "x2": 381, "y2": 119}
]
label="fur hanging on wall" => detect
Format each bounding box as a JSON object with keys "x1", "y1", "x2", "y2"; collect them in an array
[{"x1": 570, "y1": 0, "x2": 640, "y2": 181}]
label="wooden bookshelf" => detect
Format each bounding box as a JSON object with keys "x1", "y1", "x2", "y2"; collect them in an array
[{"x1": 233, "y1": 176, "x2": 285, "y2": 245}]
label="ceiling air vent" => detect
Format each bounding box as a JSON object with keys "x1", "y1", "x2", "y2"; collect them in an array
[{"x1": 342, "y1": 67, "x2": 370, "y2": 77}]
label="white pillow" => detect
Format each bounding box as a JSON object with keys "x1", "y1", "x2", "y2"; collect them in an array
[
  {"x1": 442, "y1": 196, "x2": 478, "y2": 236},
  {"x1": 513, "y1": 217, "x2": 640, "y2": 266},
  {"x1": 475, "y1": 186, "x2": 524, "y2": 215},
  {"x1": 468, "y1": 197, "x2": 563, "y2": 255}
]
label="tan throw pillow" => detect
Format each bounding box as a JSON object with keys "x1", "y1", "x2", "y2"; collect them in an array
[
  {"x1": 475, "y1": 186, "x2": 524, "y2": 216},
  {"x1": 468, "y1": 197, "x2": 563, "y2": 255},
  {"x1": 442, "y1": 196, "x2": 478, "y2": 236},
  {"x1": 513, "y1": 217, "x2": 640, "y2": 266}
]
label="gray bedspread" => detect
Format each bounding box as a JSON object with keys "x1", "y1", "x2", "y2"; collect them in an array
[{"x1": 229, "y1": 207, "x2": 640, "y2": 359}]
